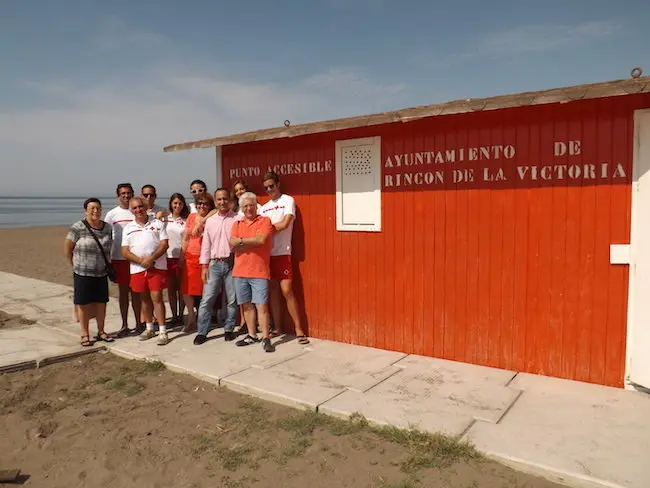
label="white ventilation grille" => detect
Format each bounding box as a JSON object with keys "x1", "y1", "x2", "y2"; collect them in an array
[
  {"x1": 343, "y1": 147, "x2": 373, "y2": 176},
  {"x1": 335, "y1": 136, "x2": 381, "y2": 232}
]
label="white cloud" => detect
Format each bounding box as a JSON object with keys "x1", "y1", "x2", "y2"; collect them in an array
[
  {"x1": 0, "y1": 19, "x2": 406, "y2": 196},
  {"x1": 1, "y1": 66, "x2": 405, "y2": 154},
  {"x1": 480, "y1": 20, "x2": 620, "y2": 55}
]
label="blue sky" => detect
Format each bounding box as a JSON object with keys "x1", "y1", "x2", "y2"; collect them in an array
[{"x1": 1, "y1": 0, "x2": 648, "y2": 197}]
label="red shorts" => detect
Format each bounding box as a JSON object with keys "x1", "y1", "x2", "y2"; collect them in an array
[
  {"x1": 167, "y1": 258, "x2": 180, "y2": 279},
  {"x1": 270, "y1": 255, "x2": 293, "y2": 281},
  {"x1": 130, "y1": 268, "x2": 168, "y2": 293},
  {"x1": 111, "y1": 260, "x2": 131, "y2": 285},
  {"x1": 181, "y1": 253, "x2": 204, "y2": 296}
]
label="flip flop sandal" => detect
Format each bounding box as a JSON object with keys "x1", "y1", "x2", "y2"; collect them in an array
[
  {"x1": 297, "y1": 335, "x2": 310, "y2": 345},
  {"x1": 96, "y1": 332, "x2": 115, "y2": 343},
  {"x1": 80, "y1": 335, "x2": 94, "y2": 347}
]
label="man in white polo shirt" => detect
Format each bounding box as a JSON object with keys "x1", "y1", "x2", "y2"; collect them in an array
[
  {"x1": 141, "y1": 184, "x2": 168, "y2": 219},
  {"x1": 260, "y1": 171, "x2": 309, "y2": 344},
  {"x1": 104, "y1": 183, "x2": 141, "y2": 337},
  {"x1": 121, "y1": 197, "x2": 170, "y2": 346}
]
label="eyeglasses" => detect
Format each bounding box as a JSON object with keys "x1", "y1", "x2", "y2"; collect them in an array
[
  {"x1": 191, "y1": 189, "x2": 205, "y2": 194},
  {"x1": 142, "y1": 193, "x2": 155, "y2": 198},
  {"x1": 196, "y1": 202, "x2": 209, "y2": 207},
  {"x1": 264, "y1": 184, "x2": 276, "y2": 190}
]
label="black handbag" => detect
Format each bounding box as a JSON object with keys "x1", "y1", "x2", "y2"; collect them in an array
[{"x1": 82, "y1": 219, "x2": 117, "y2": 283}]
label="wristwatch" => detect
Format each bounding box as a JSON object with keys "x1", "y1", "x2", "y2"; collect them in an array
[{"x1": 239, "y1": 238, "x2": 244, "y2": 247}]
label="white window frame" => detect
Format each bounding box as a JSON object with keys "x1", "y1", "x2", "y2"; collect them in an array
[{"x1": 335, "y1": 136, "x2": 382, "y2": 232}]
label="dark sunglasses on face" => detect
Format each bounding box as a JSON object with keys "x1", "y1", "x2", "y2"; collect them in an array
[
  {"x1": 196, "y1": 202, "x2": 209, "y2": 207},
  {"x1": 191, "y1": 188, "x2": 205, "y2": 194},
  {"x1": 142, "y1": 193, "x2": 155, "y2": 198},
  {"x1": 264, "y1": 184, "x2": 275, "y2": 190}
]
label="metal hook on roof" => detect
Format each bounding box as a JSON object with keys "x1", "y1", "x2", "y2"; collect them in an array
[
  {"x1": 631, "y1": 67, "x2": 643, "y2": 79},
  {"x1": 284, "y1": 120, "x2": 291, "y2": 127}
]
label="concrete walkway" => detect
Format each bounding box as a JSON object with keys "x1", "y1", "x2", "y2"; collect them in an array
[{"x1": 0, "y1": 271, "x2": 648, "y2": 488}]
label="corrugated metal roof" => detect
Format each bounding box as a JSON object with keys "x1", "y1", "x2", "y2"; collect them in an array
[{"x1": 163, "y1": 75, "x2": 650, "y2": 152}]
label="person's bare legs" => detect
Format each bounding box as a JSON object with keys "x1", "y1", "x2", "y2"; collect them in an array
[
  {"x1": 131, "y1": 291, "x2": 142, "y2": 332},
  {"x1": 78, "y1": 304, "x2": 92, "y2": 343},
  {"x1": 140, "y1": 291, "x2": 153, "y2": 323},
  {"x1": 280, "y1": 279, "x2": 306, "y2": 337},
  {"x1": 95, "y1": 303, "x2": 107, "y2": 335},
  {"x1": 151, "y1": 290, "x2": 166, "y2": 326},
  {"x1": 269, "y1": 280, "x2": 283, "y2": 334},
  {"x1": 183, "y1": 294, "x2": 196, "y2": 332},
  {"x1": 118, "y1": 283, "x2": 130, "y2": 329},
  {"x1": 256, "y1": 303, "x2": 271, "y2": 339},
  {"x1": 168, "y1": 275, "x2": 180, "y2": 324},
  {"x1": 242, "y1": 302, "x2": 258, "y2": 337}
]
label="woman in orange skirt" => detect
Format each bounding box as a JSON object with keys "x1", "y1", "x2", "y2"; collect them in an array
[{"x1": 180, "y1": 193, "x2": 215, "y2": 332}]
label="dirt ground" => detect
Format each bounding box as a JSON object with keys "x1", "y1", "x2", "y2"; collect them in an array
[
  {"x1": 0, "y1": 232, "x2": 565, "y2": 487},
  {"x1": 0, "y1": 350, "x2": 564, "y2": 488}
]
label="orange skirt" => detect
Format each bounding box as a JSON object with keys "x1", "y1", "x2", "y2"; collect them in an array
[{"x1": 181, "y1": 253, "x2": 203, "y2": 296}]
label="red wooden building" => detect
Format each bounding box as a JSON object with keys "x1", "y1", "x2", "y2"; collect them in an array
[{"x1": 165, "y1": 76, "x2": 650, "y2": 389}]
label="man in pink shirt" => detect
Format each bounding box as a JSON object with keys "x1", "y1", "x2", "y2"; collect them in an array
[{"x1": 194, "y1": 188, "x2": 238, "y2": 345}]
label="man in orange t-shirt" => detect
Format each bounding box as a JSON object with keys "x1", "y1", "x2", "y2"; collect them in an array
[{"x1": 230, "y1": 192, "x2": 275, "y2": 352}]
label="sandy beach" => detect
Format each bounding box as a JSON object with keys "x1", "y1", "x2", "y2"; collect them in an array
[{"x1": 0, "y1": 226, "x2": 74, "y2": 287}]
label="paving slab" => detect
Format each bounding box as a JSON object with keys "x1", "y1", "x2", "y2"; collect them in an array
[
  {"x1": 0, "y1": 272, "x2": 71, "y2": 304},
  {"x1": 220, "y1": 340, "x2": 405, "y2": 411},
  {"x1": 319, "y1": 355, "x2": 520, "y2": 436},
  {"x1": 280, "y1": 339, "x2": 405, "y2": 392},
  {"x1": 0, "y1": 322, "x2": 88, "y2": 368},
  {"x1": 464, "y1": 373, "x2": 650, "y2": 488},
  {"x1": 109, "y1": 330, "x2": 308, "y2": 385},
  {"x1": 221, "y1": 365, "x2": 347, "y2": 411}
]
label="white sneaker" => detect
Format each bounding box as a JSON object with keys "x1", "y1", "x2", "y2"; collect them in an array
[
  {"x1": 139, "y1": 329, "x2": 156, "y2": 341},
  {"x1": 157, "y1": 332, "x2": 169, "y2": 346}
]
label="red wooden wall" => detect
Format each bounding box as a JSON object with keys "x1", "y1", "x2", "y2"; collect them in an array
[{"x1": 222, "y1": 94, "x2": 650, "y2": 387}]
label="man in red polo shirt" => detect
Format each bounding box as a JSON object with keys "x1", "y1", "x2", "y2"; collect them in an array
[
  {"x1": 121, "y1": 197, "x2": 170, "y2": 346},
  {"x1": 230, "y1": 192, "x2": 275, "y2": 352}
]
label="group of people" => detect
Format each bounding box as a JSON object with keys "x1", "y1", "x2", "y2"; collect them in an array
[{"x1": 64, "y1": 173, "x2": 309, "y2": 353}]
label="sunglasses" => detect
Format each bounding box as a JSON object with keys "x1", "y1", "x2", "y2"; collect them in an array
[
  {"x1": 142, "y1": 193, "x2": 155, "y2": 198},
  {"x1": 191, "y1": 188, "x2": 205, "y2": 194},
  {"x1": 196, "y1": 202, "x2": 210, "y2": 207},
  {"x1": 264, "y1": 184, "x2": 276, "y2": 190}
]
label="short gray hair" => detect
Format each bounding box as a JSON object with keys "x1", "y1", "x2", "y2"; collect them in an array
[{"x1": 238, "y1": 192, "x2": 257, "y2": 208}]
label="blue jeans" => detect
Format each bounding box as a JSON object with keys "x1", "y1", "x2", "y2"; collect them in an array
[{"x1": 197, "y1": 259, "x2": 237, "y2": 335}]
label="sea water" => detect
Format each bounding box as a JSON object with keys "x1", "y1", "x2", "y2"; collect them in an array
[{"x1": 0, "y1": 197, "x2": 115, "y2": 228}]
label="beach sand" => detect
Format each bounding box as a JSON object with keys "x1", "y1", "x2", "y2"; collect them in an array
[{"x1": 0, "y1": 226, "x2": 74, "y2": 287}]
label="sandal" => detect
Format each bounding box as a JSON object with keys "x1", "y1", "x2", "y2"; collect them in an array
[
  {"x1": 80, "y1": 335, "x2": 93, "y2": 347},
  {"x1": 270, "y1": 328, "x2": 281, "y2": 338},
  {"x1": 297, "y1": 335, "x2": 310, "y2": 345},
  {"x1": 114, "y1": 327, "x2": 130, "y2": 338},
  {"x1": 96, "y1": 332, "x2": 115, "y2": 343}
]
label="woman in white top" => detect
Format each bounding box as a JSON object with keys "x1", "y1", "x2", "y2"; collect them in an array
[{"x1": 166, "y1": 193, "x2": 189, "y2": 326}]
